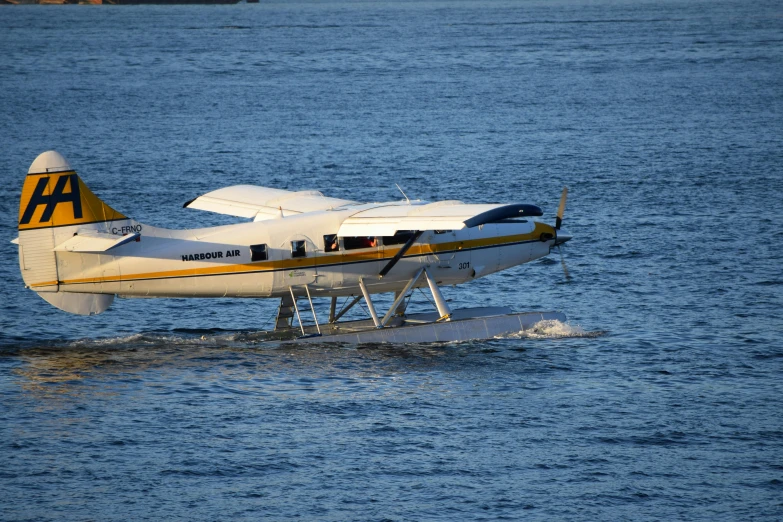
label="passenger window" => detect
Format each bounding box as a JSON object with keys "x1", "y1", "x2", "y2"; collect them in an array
[
  {"x1": 250, "y1": 244, "x2": 268, "y2": 262},
  {"x1": 324, "y1": 234, "x2": 339, "y2": 252},
  {"x1": 434, "y1": 230, "x2": 452, "y2": 235},
  {"x1": 382, "y1": 230, "x2": 415, "y2": 246},
  {"x1": 291, "y1": 240, "x2": 306, "y2": 258},
  {"x1": 344, "y1": 237, "x2": 377, "y2": 250}
]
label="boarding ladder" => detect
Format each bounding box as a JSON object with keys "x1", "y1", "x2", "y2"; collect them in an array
[{"x1": 276, "y1": 285, "x2": 321, "y2": 337}]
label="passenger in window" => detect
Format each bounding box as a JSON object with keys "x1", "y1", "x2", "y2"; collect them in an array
[
  {"x1": 324, "y1": 234, "x2": 339, "y2": 252},
  {"x1": 344, "y1": 236, "x2": 379, "y2": 250}
]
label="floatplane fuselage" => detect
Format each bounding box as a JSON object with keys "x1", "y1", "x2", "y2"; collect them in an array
[{"x1": 16, "y1": 151, "x2": 571, "y2": 342}]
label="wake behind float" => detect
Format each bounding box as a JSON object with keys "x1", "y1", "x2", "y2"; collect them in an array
[
  {"x1": 273, "y1": 306, "x2": 567, "y2": 344},
  {"x1": 14, "y1": 151, "x2": 571, "y2": 343}
]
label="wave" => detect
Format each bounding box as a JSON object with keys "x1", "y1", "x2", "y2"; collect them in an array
[
  {"x1": 2, "y1": 320, "x2": 604, "y2": 354},
  {"x1": 500, "y1": 320, "x2": 606, "y2": 340}
]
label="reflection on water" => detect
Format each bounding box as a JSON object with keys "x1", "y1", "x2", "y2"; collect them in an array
[{"x1": 7, "y1": 320, "x2": 597, "y2": 402}]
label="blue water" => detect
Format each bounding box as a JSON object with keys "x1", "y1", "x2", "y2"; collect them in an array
[{"x1": 1, "y1": 0, "x2": 782, "y2": 519}]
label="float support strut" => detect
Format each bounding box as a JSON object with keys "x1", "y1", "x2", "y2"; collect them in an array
[
  {"x1": 380, "y1": 268, "x2": 423, "y2": 327},
  {"x1": 332, "y1": 295, "x2": 363, "y2": 323},
  {"x1": 358, "y1": 277, "x2": 381, "y2": 328},
  {"x1": 424, "y1": 267, "x2": 451, "y2": 321}
]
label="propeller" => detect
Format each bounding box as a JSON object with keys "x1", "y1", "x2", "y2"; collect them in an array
[
  {"x1": 558, "y1": 242, "x2": 572, "y2": 281},
  {"x1": 556, "y1": 186, "x2": 567, "y2": 231},
  {"x1": 554, "y1": 187, "x2": 572, "y2": 281},
  {"x1": 553, "y1": 186, "x2": 571, "y2": 246}
]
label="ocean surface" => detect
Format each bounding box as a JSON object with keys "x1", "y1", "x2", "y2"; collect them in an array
[{"x1": 1, "y1": 0, "x2": 782, "y2": 519}]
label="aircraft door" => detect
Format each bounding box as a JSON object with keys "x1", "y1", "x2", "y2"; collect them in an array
[
  {"x1": 469, "y1": 224, "x2": 502, "y2": 278},
  {"x1": 422, "y1": 230, "x2": 470, "y2": 283},
  {"x1": 430, "y1": 230, "x2": 457, "y2": 268},
  {"x1": 450, "y1": 231, "x2": 471, "y2": 280},
  {"x1": 320, "y1": 234, "x2": 343, "y2": 290},
  {"x1": 274, "y1": 234, "x2": 318, "y2": 291}
]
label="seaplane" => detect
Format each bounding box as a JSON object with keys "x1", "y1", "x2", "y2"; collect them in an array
[{"x1": 14, "y1": 151, "x2": 572, "y2": 343}]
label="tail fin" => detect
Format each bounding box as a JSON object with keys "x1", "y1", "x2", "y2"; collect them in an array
[
  {"x1": 19, "y1": 151, "x2": 126, "y2": 232},
  {"x1": 16, "y1": 151, "x2": 127, "y2": 315}
]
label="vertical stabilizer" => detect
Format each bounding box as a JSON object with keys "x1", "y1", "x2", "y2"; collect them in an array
[
  {"x1": 17, "y1": 151, "x2": 125, "y2": 314},
  {"x1": 19, "y1": 151, "x2": 126, "y2": 233}
]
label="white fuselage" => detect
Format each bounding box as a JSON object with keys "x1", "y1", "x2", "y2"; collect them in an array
[{"x1": 52, "y1": 209, "x2": 556, "y2": 299}]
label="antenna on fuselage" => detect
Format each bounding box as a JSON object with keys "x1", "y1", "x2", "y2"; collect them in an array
[{"x1": 395, "y1": 183, "x2": 411, "y2": 205}]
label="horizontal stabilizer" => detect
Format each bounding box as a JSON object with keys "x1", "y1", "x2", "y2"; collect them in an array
[
  {"x1": 185, "y1": 185, "x2": 355, "y2": 220},
  {"x1": 54, "y1": 230, "x2": 139, "y2": 253}
]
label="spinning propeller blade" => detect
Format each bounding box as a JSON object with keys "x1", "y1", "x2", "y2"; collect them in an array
[
  {"x1": 554, "y1": 186, "x2": 571, "y2": 280},
  {"x1": 558, "y1": 245, "x2": 572, "y2": 281},
  {"x1": 553, "y1": 186, "x2": 571, "y2": 246},
  {"x1": 556, "y1": 186, "x2": 568, "y2": 230}
]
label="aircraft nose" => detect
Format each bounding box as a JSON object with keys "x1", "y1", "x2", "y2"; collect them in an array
[{"x1": 554, "y1": 229, "x2": 572, "y2": 246}]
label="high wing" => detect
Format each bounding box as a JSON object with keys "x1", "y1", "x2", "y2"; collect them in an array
[
  {"x1": 185, "y1": 185, "x2": 542, "y2": 235},
  {"x1": 336, "y1": 201, "x2": 543, "y2": 236},
  {"x1": 183, "y1": 185, "x2": 356, "y2": 221}
]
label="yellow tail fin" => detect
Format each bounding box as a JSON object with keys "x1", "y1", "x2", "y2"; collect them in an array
[
  {"x1": 19, "y1": 151, "x2": 126, "y2": 231},
  {"x1": 16, "y1": 151, "x2": 125, "y2": 314}
]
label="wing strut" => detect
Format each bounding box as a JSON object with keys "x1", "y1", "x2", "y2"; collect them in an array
[{"x1": 379, "y1": 231, "x2": 423, "y2": 278}]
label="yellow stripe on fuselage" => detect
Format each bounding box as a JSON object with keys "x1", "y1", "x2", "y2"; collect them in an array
[{"x1": 41, "y1": 226, "x2": 550, "y2": 289}]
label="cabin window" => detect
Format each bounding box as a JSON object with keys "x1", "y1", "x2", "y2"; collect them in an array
[
  {"x1": 343, "y1": 236, "x2": 378, "y2": 250},
  {"x1": 250, "y1": 244, "x2": 268, "y2": 262},
  {"x1": 323, "y1": 234, "x2": 339, "y2": 252},
  {"x1": 382, "y1": 230, "x2": 415, "y2": 246},
  {"x1": 291, "y1": 240, "x2": 306, "y2": 258},
  {"x1": 434, "y1": 230, "x2": 452, "y2": 235}
]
